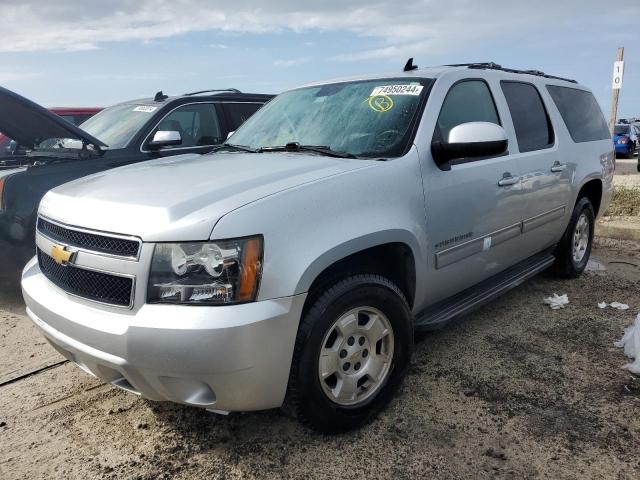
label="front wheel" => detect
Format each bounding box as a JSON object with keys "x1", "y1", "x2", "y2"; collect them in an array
[
  {"x1": 286, "y1": 275, "x2": 413, "y2": 433},
  {"x1": 553, "y1": 196, "x2": 595, "y2": 278}
]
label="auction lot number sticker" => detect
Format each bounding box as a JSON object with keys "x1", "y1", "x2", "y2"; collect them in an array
[
  {"x1": 133, "y1": 105, "x2": 158, "y2": 113},
  {"x1": 370, "y1": 84, "x2": 423, "y2": 96}
]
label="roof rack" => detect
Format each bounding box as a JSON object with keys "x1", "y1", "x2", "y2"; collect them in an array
[
  {"x1": 183, "y1": 88, "x2": 242, "y2": 96},
  {"x1": 446, "y1": 62, "x2": 577, "y2": 84}
]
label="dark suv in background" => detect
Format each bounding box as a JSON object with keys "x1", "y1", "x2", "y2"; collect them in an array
[{"x1": 0, "y1": 86, "x2": 272, "y2": 264}]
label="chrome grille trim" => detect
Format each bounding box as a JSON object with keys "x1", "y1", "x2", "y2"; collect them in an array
[{"x1": 37, "y1": 216, "x2": 142, "y2": 261}]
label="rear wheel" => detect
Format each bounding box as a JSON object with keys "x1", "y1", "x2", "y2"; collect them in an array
[
  {"x1": 286, "y1": 274, "x2": 413, "y2": 433},
  {"x1": 553, "y1": 197, "x2": 595, "y2": 278}
]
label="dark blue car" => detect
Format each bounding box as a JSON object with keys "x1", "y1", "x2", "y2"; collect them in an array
[{"x1": 613, "y1": 124, "x2": 636, "y2": 158}]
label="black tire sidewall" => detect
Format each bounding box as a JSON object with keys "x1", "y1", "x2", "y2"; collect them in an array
[
  {"x1": 290, "y1": 276, "x2": 412, "y2": 432},
  {"x1": 566, "y1": 197, "x2": 595, "y2": 274}
]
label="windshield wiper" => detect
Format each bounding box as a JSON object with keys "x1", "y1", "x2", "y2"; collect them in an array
[
  {"x1": 257, "y1": 142, "x2": 357, "y2": 159},
  {"x1": 211, "y1": 143, "x2": 257, "y2": 153}
]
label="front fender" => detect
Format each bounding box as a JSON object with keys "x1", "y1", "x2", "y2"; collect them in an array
[
  {"x1": 210, "y1": 151, "x2": 430, "y2": 304},
  {"x1": 294, "y1": 229, "x2": 422, "y2": 294}
]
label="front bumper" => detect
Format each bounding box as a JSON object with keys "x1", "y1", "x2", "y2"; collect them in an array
[{"x1": 22, "y1": 257, "x2": 306, "y2": 411}]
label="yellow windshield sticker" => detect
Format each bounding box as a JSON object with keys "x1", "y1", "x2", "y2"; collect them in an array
[{"x1": 368, "y1": 95, "x2": 394, "y2": 112}]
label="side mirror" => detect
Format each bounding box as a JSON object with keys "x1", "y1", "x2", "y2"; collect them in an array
[
  {"x1": 8, "y1": 140, "x2": 18, "y2": 155},
  {"x1": 226, "y1": 131, "x2": 235, "y2": 139},
  {"x1": 148, "y1": 130, "x2": 182, "y2": 149},
  {"x1": 432, "y1": 122, "x2": 508, "y2": 169}
]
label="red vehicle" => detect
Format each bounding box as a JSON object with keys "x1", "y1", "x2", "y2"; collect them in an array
[{"x1": 0, "y1": 107, "x2": 102, "y2": 160}]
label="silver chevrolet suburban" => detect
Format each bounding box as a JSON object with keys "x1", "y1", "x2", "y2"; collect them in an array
[{"x1": 21, "y1": 62, "x2": 614, "y2": 433}]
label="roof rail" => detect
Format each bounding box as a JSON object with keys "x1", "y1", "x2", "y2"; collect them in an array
[
  {"x1": 183, "y1": 88, "x2": 242, "y2": 96},
  {"x1": 446, "y1": 62, "x2": 577, "y2": 84}
]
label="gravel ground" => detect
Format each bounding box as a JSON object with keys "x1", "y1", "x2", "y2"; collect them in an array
[
  {"x1": 614, "y1": 159, "x2": 639, "y2": 188},
  {"x1": 1, "y1": 241, "x2": 639, "y2": 479}
]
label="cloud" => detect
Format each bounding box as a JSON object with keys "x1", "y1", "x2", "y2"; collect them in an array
[
  {"x1": 273, "y1": 57, "x2": 310, "y2": 67},
  {"x1": 0, "y1": 0, "x2": 636, "y2": 57},
  {"x1": 0, "y1": 71, "x2": 43, "y2": 83}
]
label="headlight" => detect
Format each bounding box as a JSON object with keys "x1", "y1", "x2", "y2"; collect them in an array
[{"x1": 147, "y1": 236, "x2": 263, "y2": 305}]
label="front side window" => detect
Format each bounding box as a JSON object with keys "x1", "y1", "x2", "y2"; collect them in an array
[
  {"x1": 150, "y1": 103, "x2": 222, "y2": 149},
  {"x1": 546, "y1": 86, "x2": 610, "y2": 143},
  {"x1": 228, "y1": 78, "x2": 432, "y2": 158},
  {"x1": 501, "y1": 81, "x2": 553, "y2": 152},
  {"x1": 435, "y1": 80, "x2": 500, "y2": 143}
]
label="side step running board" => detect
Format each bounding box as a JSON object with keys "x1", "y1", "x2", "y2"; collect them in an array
[{"x1": 414, "y1": 251, "x2": 555, "y2": 330}]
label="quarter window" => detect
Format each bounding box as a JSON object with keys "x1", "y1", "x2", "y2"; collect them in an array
[
  {"x1": 501, "y1": 82, "x2": 553, "y2": 152},
  {"x1": 546, "y1": 86, "x2": 610, "y2": 143},
  {"x1": 435, "y1": 80, "x2": 500, "y2": 143},
  {"x1": 151, "y1": 103, "x2": 222, "y2": 149}
]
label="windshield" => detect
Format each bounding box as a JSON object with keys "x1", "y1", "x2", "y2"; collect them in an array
[
  {"x1": 228, "y1": 78, "x2": 432, "y2": 158},
  {"x1": 614, "y1": 125, "x2": 630, "y2": 135},
  {"x1": 78, "y1": 103, "x2": 159, "y2": 148}
]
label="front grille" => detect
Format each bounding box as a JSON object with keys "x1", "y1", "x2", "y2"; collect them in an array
[
  {"x1": 38, "y1": 249, "x2": 133, "y2": 307},
  {"x1": 37, "y1": 218, "x2": 140, "y2": 258}
]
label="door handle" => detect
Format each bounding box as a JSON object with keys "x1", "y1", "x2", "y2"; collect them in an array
[
  {"x1": 551, "y1": 161, "x2": 567, "y2": 173},
  {"x1": 498, "y1": 172, "x2": 520, "y2": 187}
]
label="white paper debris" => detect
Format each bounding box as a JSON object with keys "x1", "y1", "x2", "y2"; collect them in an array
[
  {"x1": 610, "y1": 302, "x2": 630, "y2": 311},
  {"x1": 543, "y1": 293, "x2": 569, "y2": 310},
  {"x1": 598, "y1": 301, "x2": 630, "y2": 310},
  {"x1": 586, "y1": 259, "x2": 606, "y2": 272},
  {"x1": 614, "y1": 313, "x2": 640, "y2": 374}
]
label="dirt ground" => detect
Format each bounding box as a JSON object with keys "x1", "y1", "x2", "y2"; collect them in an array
[{"x1": 1, "y1": 241, "x2": 639, "y2": 480}]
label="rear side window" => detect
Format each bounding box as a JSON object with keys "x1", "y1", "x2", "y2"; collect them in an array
[
  {"x1": 435, "y1": 80, "x2": 500, "y2": 142},
  {"x1": 225, "y1": 103, "x2": 262, "y2": 130},
  {"x1": 501, "y1": 81, "x2": 553, "y2": 152},
  {"x1": 546, "y1": 86, "x2": 610, "y2": 142}
]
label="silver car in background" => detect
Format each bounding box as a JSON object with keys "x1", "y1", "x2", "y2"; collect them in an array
[{"x1": 22, "y1": 62, "x2": 614, "y2": 432}]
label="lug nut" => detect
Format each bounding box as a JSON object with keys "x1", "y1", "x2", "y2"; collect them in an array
[
  {"x1": 339, "y1": 350, "x2": 347, "y2": 358},
  {"x1": 354, "y1": 362, "x2": 361, "y2": 371},
  {"x1": 347, "y1": 336, "x2": 355, "y2": 346},
  {"x1": 343, "y1": 362, "x2": 351, "y2": 371},
  {"x1": 362, "y1": 349, "x2": 368, "y2": 358},
  {"x1": 358, "y1": 336, "x2": 365, "y2": 346}
]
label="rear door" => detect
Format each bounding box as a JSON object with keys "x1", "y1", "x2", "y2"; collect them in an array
[
  {"x1": 421, "y1": 78, "x2": 527, "y2": 303},
  {"x1": 499, "y1": 81, "x2": 570, "y2": 255}
]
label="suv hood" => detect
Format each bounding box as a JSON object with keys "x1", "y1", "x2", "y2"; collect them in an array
[
  {"x1": 0, "y1": 86, "x2": 106, "y2": 150},
  {"x1": 39, "y1": 152, "x2": 372, "y2": 241}
]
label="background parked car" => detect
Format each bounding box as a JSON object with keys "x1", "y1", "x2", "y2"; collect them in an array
[
  {"x1": 613, "y1": 123, "x2": 635, "y2": 158},
  {"x1": 0, "y1": 86, "x2": 273, "y2": 264},
  {"x1": 0, "y1": 107, "x2": 102, "y2": 167}
]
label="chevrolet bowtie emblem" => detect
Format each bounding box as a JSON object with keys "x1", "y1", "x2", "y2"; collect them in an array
[{"x1": 51, "y1": 245, "x2": 74, "y2": 265}]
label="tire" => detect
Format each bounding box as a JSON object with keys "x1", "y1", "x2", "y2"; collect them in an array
[
  {"x1": 286, "y1": 274, "x2": 413, "y2": 433},
  {"x1": 553, "y1": 196, "x2": 595, "y2": 278}
]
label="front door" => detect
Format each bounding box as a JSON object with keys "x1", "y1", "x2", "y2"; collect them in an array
[{"x1": 421, "y1": 78, "x2": 526, "y2": 305}]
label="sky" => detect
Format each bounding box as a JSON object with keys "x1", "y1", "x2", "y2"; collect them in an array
[{"x1": 1, "y1": 0, "x2": 639, "y2": 118}]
